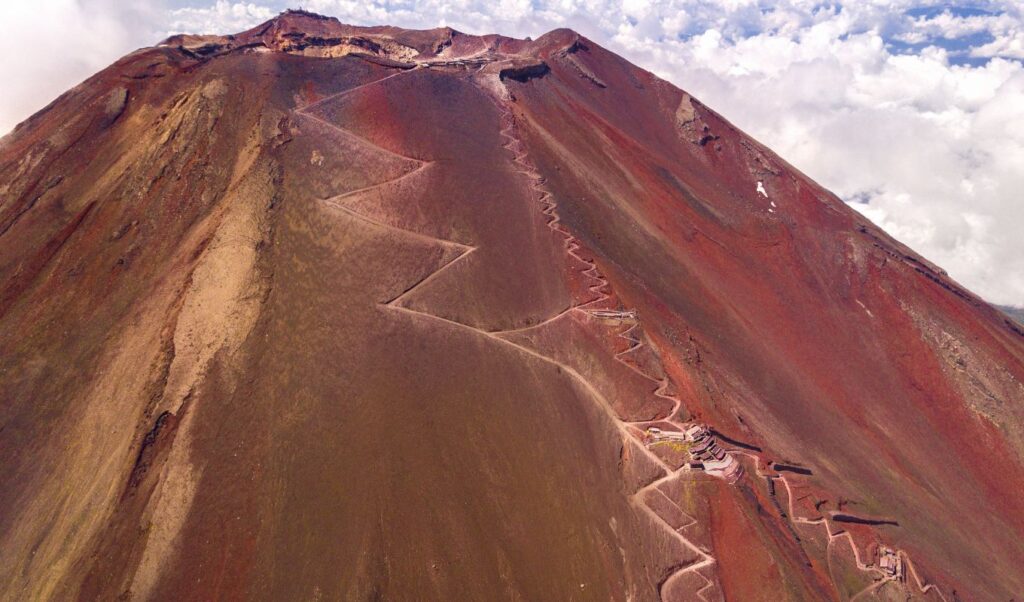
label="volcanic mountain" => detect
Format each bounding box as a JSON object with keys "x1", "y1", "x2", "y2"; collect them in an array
[{"x1": 2, "y1": 10, "x2": 1023, "y2": 601}]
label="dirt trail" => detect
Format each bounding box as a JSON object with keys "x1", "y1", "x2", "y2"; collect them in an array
[
  {"x1": 735, "y1": 450, "x2": 948, "y2": 601},
  {"x1": 490, "y1": 96, "x2": 721, "y2": 599},
  {"x1": 485, "y1": 77, "x2": 948, "y2": 601},
  {"x1": 614, "y1": 323, "x2": 685, "y2": 426},
  {"x1": 293, "y1": 62, "x2": 719, "y2": 599},
  {"x1": 294, "y1": 59, "x2": 947, "y2": 601},
  {"x1": 302, "y1": 65, "x2": 420, "y2": 114}
]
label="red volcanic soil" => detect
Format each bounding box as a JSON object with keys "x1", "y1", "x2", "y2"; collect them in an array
[{"x1": 2, "y1": 9, "x2": 1023, "y2": 600}]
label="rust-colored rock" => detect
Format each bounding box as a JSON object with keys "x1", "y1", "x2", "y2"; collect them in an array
[{"x1": 2, "y1": 9, "x2": 1023, "y2": 601}]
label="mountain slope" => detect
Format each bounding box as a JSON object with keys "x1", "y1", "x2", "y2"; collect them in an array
[{"x1": 1, "y1": 10, "x2": 1022, "y2": 600}]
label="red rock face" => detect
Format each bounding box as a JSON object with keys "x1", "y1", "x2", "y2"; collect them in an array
[{"x1": 2, "y1": 9, "x2": 1022, "y2": 600}]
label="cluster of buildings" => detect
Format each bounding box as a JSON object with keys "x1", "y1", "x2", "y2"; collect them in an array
[
  {"x1": 646, "y1": 424, "x2": 743, "y2": 483},
  {"x1": 878, "y1": 547, "x2": 904, "y2": 579}
]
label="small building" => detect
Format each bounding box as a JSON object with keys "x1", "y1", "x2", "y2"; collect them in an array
[
  {"x1": 680, "y1": 423, "x2": 744, "y2": 483},
  {"x1": 689, "y1": 438, "x2": 715, "y2": 455},
  {"x1": 646, "y1": 427, "x2": 688, "y2": 443},
  {"x1": 588, "y1": 309, "x2": 638, "y2": 321},
  {"x1": 703, "y1": 455, "x2": 743, "y2": 483}
]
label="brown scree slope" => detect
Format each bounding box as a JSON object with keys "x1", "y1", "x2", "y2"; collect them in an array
[{"x1": 1, "y1": 10, "x2": 1023, "y2": 601}]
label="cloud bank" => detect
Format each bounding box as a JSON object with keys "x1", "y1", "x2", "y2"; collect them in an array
[{"x1": 3, "y1": 1, "x2": 1023, "y2": 306}]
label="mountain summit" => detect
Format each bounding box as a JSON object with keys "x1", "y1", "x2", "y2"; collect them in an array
[{"x1": 2, "y1": 10, "x2": 1023, "y2": 600}]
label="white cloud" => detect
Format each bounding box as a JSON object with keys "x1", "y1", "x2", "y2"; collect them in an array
[
  {"x1": 0, "y1": 1, "x2": 276, "y2": 136},
  {"x1": 907, "y1": 10, "x2": 1010, "y2": 39},
  {"x1": 625, "y1": 9, "x2": 1024, "y2": 306},
  {"x1": 168, "y1": 1, "x2": 275, "y2": 34},
  {"x1": 0, "y1": 1, "x2": 164, "y2": 136},
  {"x1": 973, "y1": 29, "x2": 1024, "y2": 58},
  {"x1": 2, "y1": 0, "x2": 1024, "y2": 306}
]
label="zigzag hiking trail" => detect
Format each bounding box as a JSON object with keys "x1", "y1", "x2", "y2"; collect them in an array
[{"x1": 1, "y1": 9, "x2": 1022, "y2": 601}]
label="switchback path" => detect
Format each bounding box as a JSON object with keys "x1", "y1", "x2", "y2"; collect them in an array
[
  {"x1": 488, "y1": 62, "x2": 948, "y2": 602},
  {"x1": 294, "y1": 63, "x2": 718, "y2": 600},
  {"x1": 296, "y1": 62, "x2": 947, "y2": 602},
  {"x1": 733, "y1": 450, "x2": 948, "y2": 601},
  {"x1": 490, "y1": 96, "x2": 719, "y2": 599}
]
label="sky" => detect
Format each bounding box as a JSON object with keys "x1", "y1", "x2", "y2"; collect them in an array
[{"x1": 2, "y1": 1, "x2": 1022, "y2": 307}]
